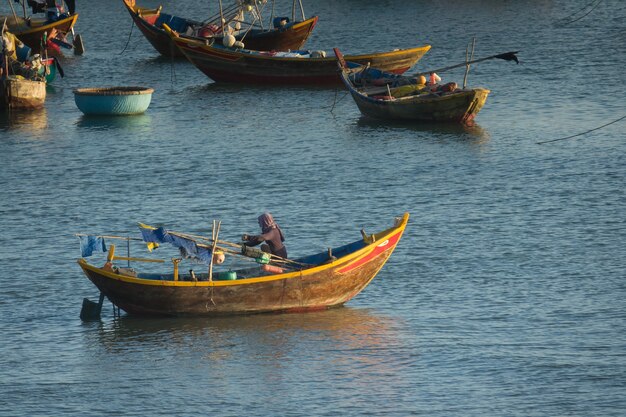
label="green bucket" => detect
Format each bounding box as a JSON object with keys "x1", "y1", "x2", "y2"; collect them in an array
[{"x1": 216, "y1": 271, "x2": 237, "y2": 280}]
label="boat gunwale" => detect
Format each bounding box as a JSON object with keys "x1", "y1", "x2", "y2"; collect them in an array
[
  {"x1": 353, "y1": 86, "x2": 491, "y2": 105},
  {"x1": 77, "y1": 213, "x2": 409, "y2": 288},
  {"x1": 73, "y1": 87, "x2": 155, "y2": 96},
  {"x1": 7, "y1": 13, "x2": 78, "y2": 35},
  {"x1": 172, "y1": 31, "x2": 431, "y2": 64}
]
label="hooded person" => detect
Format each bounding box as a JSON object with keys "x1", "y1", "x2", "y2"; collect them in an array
[{"x1": 242, "y1": 212, "x2": 287, "y2": 258}]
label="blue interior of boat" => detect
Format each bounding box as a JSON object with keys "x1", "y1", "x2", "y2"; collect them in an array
[
  {"x1": 157, "y1": 13, "x2": 190, "y2": 32},
  {"x1": 294, "y1": 238, "x2": 365, "y2": 265}
]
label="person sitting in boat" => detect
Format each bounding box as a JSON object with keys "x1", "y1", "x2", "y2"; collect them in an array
[{"x1": 242, "y1": 212, "x2": 287, "y2": 258}]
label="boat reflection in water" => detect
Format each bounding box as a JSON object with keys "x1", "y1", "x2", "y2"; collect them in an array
[
  {"x1": 75, "y1": 113, "x2": 154, "y2": 134},
  {"x1": 354, "y1": 116, "x2": 491, "y2": 144},
  {"x1": 89, "y1": 307, "x2": 404, "y2": 367},
  {"x1": 0, "y1": 107, "x2": 49, "y2": 134}
]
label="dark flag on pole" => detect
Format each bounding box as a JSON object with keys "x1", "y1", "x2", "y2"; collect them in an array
[{"x1": 494, "y1": 52, "x2": 519, "y2": 64}]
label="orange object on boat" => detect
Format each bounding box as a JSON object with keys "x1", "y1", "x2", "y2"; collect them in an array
[{"x1": 261, "y1": 264, "x2": 284, "y2": 274}]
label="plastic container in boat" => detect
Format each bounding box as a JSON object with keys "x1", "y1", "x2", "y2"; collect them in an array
[
  {"x1": 255, "y1": 253, "x2": 271, "y2": 265},
  {"x1": 216, "y1": 271, "x2": 237, "y2": 280},
  {"x1": 73, "y1": 86, "x2": 154, "y2": 115}
]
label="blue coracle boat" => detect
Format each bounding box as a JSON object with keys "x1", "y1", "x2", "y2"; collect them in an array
[{"x1": 73, "y1": 87, "x2": 154, "y2": 115}]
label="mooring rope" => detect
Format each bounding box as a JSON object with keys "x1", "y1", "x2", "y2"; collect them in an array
[
  {"x1": 554, "y1": 0, "x2": 603, "y2": 26},
  {"x1": 330, "y1": 89, "x2": 349, "y2": 113},
  {"x1": 120, "y1": 20, "x2": 135, "y2": 55},
  {"x1": 537, "y1": 113, "x2": 626, "y2": 144}
]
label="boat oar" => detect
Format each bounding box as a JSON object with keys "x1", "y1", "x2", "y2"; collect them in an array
[{"x1": 411, "y1": 51, "x2": 520, "y2": 77}]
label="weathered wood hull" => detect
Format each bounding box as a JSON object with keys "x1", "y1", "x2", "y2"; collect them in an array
[
  {"x1": 349, "y1": 87, "x2": 490, "y2": 124},
  {"x1": 168, "y1": 31, "x2": 431, "y2": 85},
  {"x1": 3, "y1": 14, "x2": 78, "y2": 53},
  {"x1": 78, "y1": 214, "x2": 409, "y2": 316},
  {"x1": 336, "y1": 54, "x2": 489, "y2": 124},
  {"x1": 123, "y1": 0, "x2": 318, "y2": 58},
  {"x1": 0, "y1": 77, "x2": 46, "y2": 111}
]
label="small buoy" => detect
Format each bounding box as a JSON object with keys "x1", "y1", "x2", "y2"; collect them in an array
[
  {"x1": 223, "y1": 34, "x2": 236, "y2": 48},
  {"x1": 213, "y1": 251, "x2": 226, "y2": 265},
  {"x1": 429, "y1": 72, "x2": 441, "y2": 84},
  {"x1": 255, "y1": 253, "x2": 271, "y2": 265},
  {"x1": 262, "y1": 264, "x2": 284, "y2": 274},
  {"x1": 233, "y1": 41, "x2": 245, "y2": 49},
  {"x1": 198, "y1": 26, "x2": 212, "y2": 37},
  {"x1": 417, "y1": 75, "x2": 426, "y2": 85}
]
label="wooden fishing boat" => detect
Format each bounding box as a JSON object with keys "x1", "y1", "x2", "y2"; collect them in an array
[
  {"x1": 1, "y1": 13, "x2": 78, "y2": 54},
  {"x1": 335, "y1": 48, "x2": 490, "y2": 125},
  {"x1": 77, "y1": 213, "x2": 409, "y2": 317},
  {"x1": 1, "y1": 76, "x2": 46, "y2": 110},
  {"x1": 164, "y1": 25, "x2": 431, "y2": 85},
  {"x1": 123, "y1": 0, "x2": 318, "y2": 58}
]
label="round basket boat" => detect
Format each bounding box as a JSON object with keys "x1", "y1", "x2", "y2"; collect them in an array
[{"x1": 73, "y1": 87, "x2": 154, "y2": 115}]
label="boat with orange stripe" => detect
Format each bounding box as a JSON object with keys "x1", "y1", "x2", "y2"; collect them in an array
[{"x1": 77, "y1": 213, "x2": 409, "y2": 317}]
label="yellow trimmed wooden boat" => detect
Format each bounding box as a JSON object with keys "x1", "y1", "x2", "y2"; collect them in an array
[
  {"x1": 335, "y1": 48, "x2": 490, "y2": 125},
  {"x1": 2, "y1": 13, "x2": 78, "y2": 54},
  {"x1": 164, "y1": 25, "x2": 431, "y2": 85},
  {"x1": 123, "y1": 0, "x2": 318, "y2": 58},
  {"x1": 78, "y1": 213, "x2": 409, "y2": 317}
]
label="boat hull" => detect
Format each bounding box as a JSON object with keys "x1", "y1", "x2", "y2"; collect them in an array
[
  {"x1": 78, "y1": 214, "x2": 408, "y2": 316},
  {"x1": 170, "y1": 33, "x2": 431, "y2": 85},
  {"x1": 123, "y1": 0, "x2": 318, "y2": 58},
  {"x1": 335, "y1": 52, "x2": 490, "y2": 124},
  {"x1": 350, "y1": 88, "x2": 490, "y2": 124},
  {"x1": 1, "y1": 77, "x2": 46, "y2": 111}
]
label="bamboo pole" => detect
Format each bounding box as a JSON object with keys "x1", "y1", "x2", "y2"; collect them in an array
[
  {"x1": 7, "y1": 0, "x2": 19, "y2": 23},
  {"x1": 218, "y1": 0, "x2": 225, "y2": 34},
  {"x1": 463, "y1": 37, "x2": 475, "y2": 89},
  {"x1": 298, "y1": 0, "x2": 305, "y2": 20},
  {"x1": 208, "y1": 220, "x2": 221, "y2": 281},
  {"x1": 254, "y1": 0, "x2": 264, "y2": 30},
  {"x1": 74, "y1": 233, "x2": 143, "y2": 241}
]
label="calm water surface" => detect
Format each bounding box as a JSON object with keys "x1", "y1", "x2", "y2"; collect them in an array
[{"x1": 1, "y1": 0, "x2": 624, "y2": 416}]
